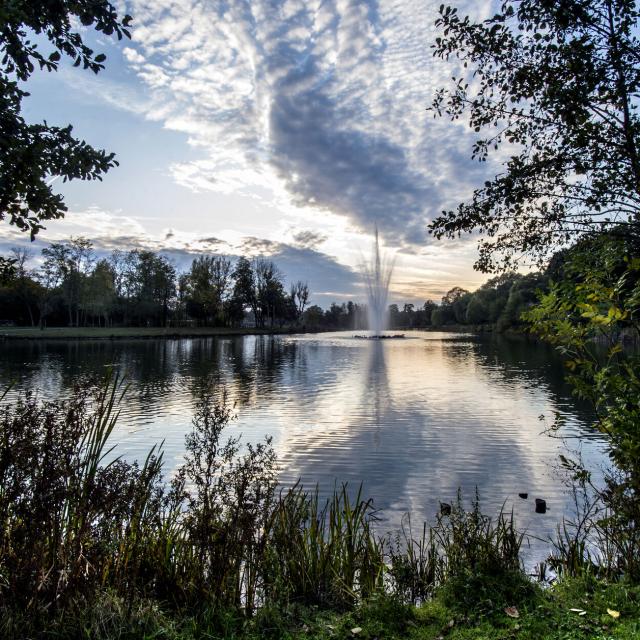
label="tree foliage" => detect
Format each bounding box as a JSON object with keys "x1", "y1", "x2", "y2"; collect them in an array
[
  {"x1": 0, "y1": 239, "x2": 315, "y2": 330},
  {"x1": 429, "y1": 0, "x2": 640, "y2": 271},
  {"x1": 525, "y1": 233, "x2": 640, "y2": 579},
  {"x1": 0, "y1": 1, "x2": 132, "y2": 239}
]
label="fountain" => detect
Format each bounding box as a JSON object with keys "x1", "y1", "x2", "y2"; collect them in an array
[{"x1": 355, "y1": 226, "x2": 404, "y2": 339}]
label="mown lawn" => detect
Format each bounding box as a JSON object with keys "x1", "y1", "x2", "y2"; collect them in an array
[{"x1": 0, "y1": 325, "x2": 295, "y2": 339}]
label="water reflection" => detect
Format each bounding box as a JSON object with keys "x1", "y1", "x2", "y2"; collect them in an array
[{"x1": 0, "y1": 332, "x2": 606, "y2": 558}]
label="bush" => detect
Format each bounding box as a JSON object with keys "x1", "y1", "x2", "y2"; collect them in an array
[{"x1": 526, "y1": 233, "x2": 640, "y2": 581}]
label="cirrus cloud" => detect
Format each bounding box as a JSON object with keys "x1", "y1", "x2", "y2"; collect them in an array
[{"x1": 119, "y1": 0, "x2": 495, "y2": 247}]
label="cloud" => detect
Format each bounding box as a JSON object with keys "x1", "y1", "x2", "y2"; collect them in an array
[
  {"x1": 197, "y1": 236, "x2": 225, "y2": 247},
  {"x1": 266, "y1": 245, "x2": 360, "y2": 300},
  {"x1": 291, "y1": 229, "x2": 328, "y2": 249},
  {"x1": 238, "y1": 236, "x2": 283, "y2": 255},
  {"x1": 117, "y1": 0, "x2": 495, "y2": 248}
]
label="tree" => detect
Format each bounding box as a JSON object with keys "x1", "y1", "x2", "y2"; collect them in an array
[
  {"x1": 255, "y1": 259, "x2": 287, "y2": 328},
  {"x1": 36, "y1": 246, "x2": 63, "y2": 328},
  {"x1": 441, "y1": 286, "x2": 468, "y2": 306},
  {"x1": 108, "y1": 249, "x2": 140, "y2": 324},
  {"x1": 403, "y1": 303, "x2": 415, "y2": 328},
  {"x1": 497, "y1": 272, "x2": 546, "y2": 330},
  {"x1": 429, "y1": 0, "x2": 640, "y2": 272},
  {"x1": 184, "y1": 256, "x2": 233, "y2": 326},
  {"x1": 464, "y1": 273, "x2": 522, "y2": 324},
  {"x1": 40, "y1": 237, "x2": 94, "y2": 326},
  {"x1": 388, "y1": 303, "x2": 400, "y2": 328},
  {"x1": 84, "y1": 259, "x2": 115, "y2": 327},
  {"x1": 0, "y1": 255, "x2": 16, "y2": 284},
  {"x1": 430, "y1": 306, "x2": 446, "y2": 327},
  {"x1": 437, "y1": 287, "x2": 471, "y2": 324},
  {"x1": 290, "y1": 280, "x2": 310, "y2": 318},
  {"x1": 9, "y1": 247, "x2": 40, "y2": 326},
  {"x1": 303, "y1": 304, "x2": 324, "y2": 327},
  {"x1": 232, "y1": 257, "x2": 258, "y2": 326},
  {"x1": 135, "y1": 251, "x2": 176, "y2": 326},
  {"x1": 422, "y1": 300, "x2": 437, "y2": 326},
  {"x1": 0, "y1": 1, "x2": 132, "y2": 246},
  {"x1": 465, "y1": 295, "x2": 491, "y2": 325}
]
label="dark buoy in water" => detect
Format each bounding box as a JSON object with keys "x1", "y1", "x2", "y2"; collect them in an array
[
  {"x1": 440, "y1": 502, "x2": 452, "y2": 516},
  {"x1": 535, "y1": 498, "x2": 547, "y2": 514},
  {"x1": 518, "y1": 493, "x2": 528, "y2": 499}
]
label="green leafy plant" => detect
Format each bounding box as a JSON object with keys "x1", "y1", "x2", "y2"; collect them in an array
[{"x1": 526, "y1": 233, "x2": 640, "y2": 580}]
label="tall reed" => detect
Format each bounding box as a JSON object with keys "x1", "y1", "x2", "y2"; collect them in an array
[
  {"x1": 264, "y1": 484, "x2": 384, "y2": 608},
  {"x1": 0, "y1": 374, "x2": 533, "y2": 635}
]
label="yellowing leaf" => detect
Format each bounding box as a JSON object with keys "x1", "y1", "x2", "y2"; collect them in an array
[{"x1": 607, "y1": 608, "x2": 620, "y2": 619}]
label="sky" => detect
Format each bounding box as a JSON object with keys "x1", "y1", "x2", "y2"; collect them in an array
[{"x1": 2, "y1": 0, "x2": 501, "y2": 307}]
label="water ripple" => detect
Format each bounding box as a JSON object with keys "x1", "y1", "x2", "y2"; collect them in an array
[{"x1": 0, "y1": 331, "x2": 606, "y2": 561}]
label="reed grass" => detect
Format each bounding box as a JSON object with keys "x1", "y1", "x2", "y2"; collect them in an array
[{"x1": 0, "y1": 374, "x2": 545, "y2": 637}]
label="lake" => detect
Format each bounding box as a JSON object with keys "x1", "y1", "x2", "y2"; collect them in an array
[{"x1": 0, "y1": 331, "x2": 607, "y2": 561}]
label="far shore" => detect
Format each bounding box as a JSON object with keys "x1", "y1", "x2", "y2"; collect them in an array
[
  {"x1": 0, "y1": 324, "x2": 515, "y2": 341},
  {"x1": 0, "y1": 326, "x2": 305, "y2": 341}
]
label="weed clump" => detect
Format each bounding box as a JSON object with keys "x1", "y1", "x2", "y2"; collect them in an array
[{"x1": 434, "y1": 491, "x2": 534, "y2": 615}]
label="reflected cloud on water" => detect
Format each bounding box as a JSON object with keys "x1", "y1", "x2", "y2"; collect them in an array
[{"x1": 0, "y1": 332, "x2": 606, "y2": 556}]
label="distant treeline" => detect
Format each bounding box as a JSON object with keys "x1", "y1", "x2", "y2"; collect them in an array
[
  {"x1": 0, "y1": 237, "x2": 547, "y2": 332},
  {"x1": 0, "y1": 238, "x2": 309, "y2": 330},
  {"x1": 387, "y1": 272, "x2": 546, "y2": 331}
]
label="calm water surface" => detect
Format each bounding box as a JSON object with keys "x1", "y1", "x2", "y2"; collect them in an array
[{"x1": 1, "y1": 331, "x2": 607, "y2": 559}]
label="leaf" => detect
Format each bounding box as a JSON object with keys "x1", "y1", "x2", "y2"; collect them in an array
[
  {"x1": 351, "y1": 628, "x2": 362, "y2": 636},
  {"x1": 607, "y1": 608, "x2": 620, "y2": 619},
  {"x1": 505, "y1": 606, "x2": 520, "y2": 618}
]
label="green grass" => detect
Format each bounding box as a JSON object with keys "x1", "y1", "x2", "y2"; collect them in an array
[
  {"x1": 0, "y1": 325, "x2": 297, "y2": 339},
  {"x1": 204, "y1": 577, "x2": 640, "y2": 639},
  {"x1": 4, "y1": 578, "x2": 637, "y2": 639}
]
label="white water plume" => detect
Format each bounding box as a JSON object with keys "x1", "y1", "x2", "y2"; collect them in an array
[{"x1": 362, "y1": 227, "x2": 395, "y2": 336}]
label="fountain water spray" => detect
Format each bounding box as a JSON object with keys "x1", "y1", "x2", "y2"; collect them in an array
[{"x1": 362, "y1": 226, "x2": 395, "y2": 336}]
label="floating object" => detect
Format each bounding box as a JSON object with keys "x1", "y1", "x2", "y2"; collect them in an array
[
  {"x1": 353, "y1": 334, "x2": 405, "y2": 340},
  {"x1": 440, "y1": 502, "x2": 452, "y2": 516},
  {"x1": 518, "y1": 493, "x2": 528, "y2": 499},
  {"x1": 535, "y1": 498, "x2": 547, "y2": 514}
]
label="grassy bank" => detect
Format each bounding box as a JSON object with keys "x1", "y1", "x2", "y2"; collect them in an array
[
  {"x1": 0, "y1": 325, "x2": 299, "y2": 340},
  {"x1": 6, "y1": 577, "x2": 639, "y2": 639},
  {"x1": 0, "y1": 324, "x2": 513, "y2": 341}
]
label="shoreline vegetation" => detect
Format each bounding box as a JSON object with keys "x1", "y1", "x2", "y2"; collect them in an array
[
  {"x1": 0, "y1": 324, "x2": 506, "y2": 341},
  {"x1": 0, "y1": 325, "x2": 300, "y2": 340},
  {"x1": 1, "y1": 375, "x2": 638, "y2": 640},
  {"x1": 1, "y1": 237, "x2": 549, "y2": 338}
]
